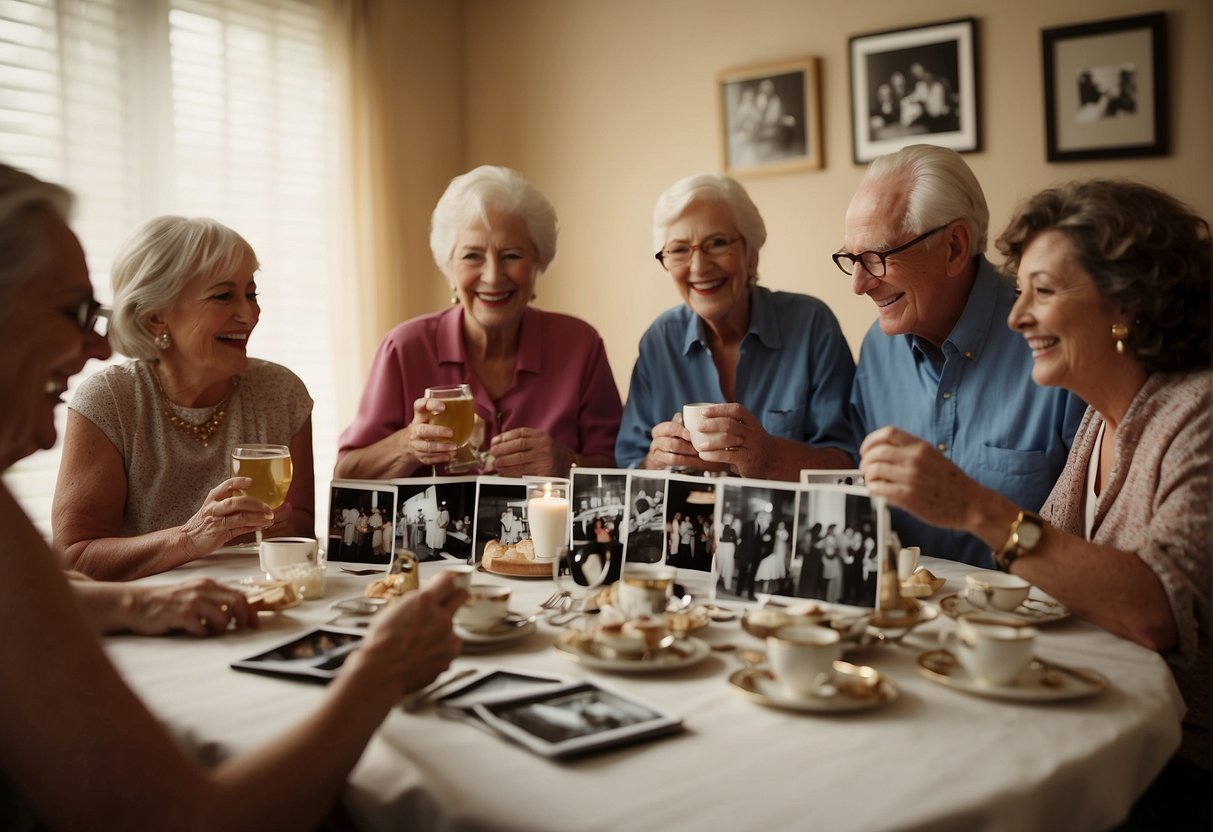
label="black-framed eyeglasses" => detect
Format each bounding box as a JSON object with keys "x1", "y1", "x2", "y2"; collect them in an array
[
  {"x1": 656, "y1": 235, "x2": 742, "y2": 269},
  {"x1": 831, "y1": 224, "x2": 949, "y2": 277},
  {"x1": 75, "y1": 298, "x2": 111, "y2": 335}
]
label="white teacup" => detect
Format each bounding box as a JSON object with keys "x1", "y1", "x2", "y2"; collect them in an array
[
  {"x1": 965, "y1": 572, "x2": 1031, "y2": 612},
  {"x1": 682, "y1": 402, "x2": 724, "y2": 453},
  {"x1": 898, "y1": 546, "x2": 921, "y2": 581},
  {"x1": 260, "y1": 536, "x2": 317, "y2": 578},
  {"x1": 766, "y1": 625, "x2": 841, "y2": 699},
  {"x1": 454, "y1": 584, "x2": 511, "y2": 632},
  {"x1": 446, "y1": 564, "x2": 475, "y2": 592},
  {"x1": 617, "y1": 565, "x2": 675, "y2": 619},
  {"x1": 946, "y1": 614, "x2": 1037, "y2": 686}
]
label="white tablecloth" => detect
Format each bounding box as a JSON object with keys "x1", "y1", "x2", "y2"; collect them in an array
[{"x1": 105, "y1": 554, "x2": 1184, "y2": 832}]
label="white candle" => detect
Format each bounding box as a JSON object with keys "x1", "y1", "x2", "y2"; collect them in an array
[{"x1": 527, "y1": 493, "x2": 569, "y2": 560}]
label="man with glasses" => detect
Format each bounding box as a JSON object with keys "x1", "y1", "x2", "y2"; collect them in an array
[{"x1": 838, "y1": 144, "x2": 1084, "y2": 567}]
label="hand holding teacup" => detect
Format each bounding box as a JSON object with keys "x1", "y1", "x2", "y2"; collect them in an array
[{"x1": 453, "y1": 583, "x2": 511, "y2": 632}]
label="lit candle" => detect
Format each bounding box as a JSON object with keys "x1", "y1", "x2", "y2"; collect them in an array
[{"x1": 527, "y1": 482, "x2": 569, "y2": 561}]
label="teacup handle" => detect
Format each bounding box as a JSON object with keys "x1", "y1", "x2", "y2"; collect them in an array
[{"x1": 965, "y1": 586, "x2": 992, "y2": 608}]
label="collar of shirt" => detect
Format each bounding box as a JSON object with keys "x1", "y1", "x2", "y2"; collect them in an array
[
  {"x1": 906, "y1": 256, "x2": 1007, "y2": 364},
  {"x1": 435, "y1": 305, "x2": 544, "y2": 378},
  {"x1": 680, "y1": 284, "x2": 783, "y2": 357}
]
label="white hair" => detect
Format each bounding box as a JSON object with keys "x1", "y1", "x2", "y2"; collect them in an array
[
  {"x1": 429, "y1": 166, "x2": 558, "y2": 277},
  {"x1": 0, "y1": 164, "x2": 73, "y2": 297},
  {"x1": 652, "y1": 172, "x2": 767, "y2": 281},
  {"x1": 108, "y1": 216, "x2": 259, "y2": 360},
  {"x1": 861, "y1": 144, "x2": 989, "y2": 254}
]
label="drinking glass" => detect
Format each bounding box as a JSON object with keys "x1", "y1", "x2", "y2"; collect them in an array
[
  {"x1": 231, "y1": 443, "x2": 293, "y2": 544},
  {"x1": 425, "y1": 384, "x2": 480, "y2": 473},
  {"x1": 552, "y1": 544, "x2": 612, "y2": 624}
]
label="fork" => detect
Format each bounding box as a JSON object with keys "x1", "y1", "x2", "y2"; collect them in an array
[{"x1": 539, "y1": 590, "x2": 570, "y2": 610}]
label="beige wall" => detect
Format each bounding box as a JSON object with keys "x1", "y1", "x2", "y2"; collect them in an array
[{"x1": 402, "y1": 0, "x2": 1211, "y2": 397}]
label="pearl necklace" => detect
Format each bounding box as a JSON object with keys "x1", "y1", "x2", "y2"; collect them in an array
[{"x1": 156, "y1": 375, "x2": 239, "y2": 448}]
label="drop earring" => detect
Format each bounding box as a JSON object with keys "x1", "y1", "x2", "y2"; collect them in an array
[
  {"x1": 1111, "y1": 323, "x2": 1129, "y2": 355},
  {"x1": 155, "y1": 330, "x2": 172, "y2": 350}
]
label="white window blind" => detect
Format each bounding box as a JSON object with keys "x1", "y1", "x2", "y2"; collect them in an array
[{"x1": 1, "y1": 0, "x2": 337, "y2": 540}]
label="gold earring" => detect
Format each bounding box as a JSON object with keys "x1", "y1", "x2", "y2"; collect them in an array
[{"x1": 1112, "y1": 323, "x2": 1129, "y2": 355}]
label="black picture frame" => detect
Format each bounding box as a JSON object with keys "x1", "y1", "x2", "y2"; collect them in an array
[
  {"x1": 1041, "y1": 12, "x2": 1168, "y2": 162},
  {"x1": 848, "y1": 17, "x2": 980, "y2": 164}
]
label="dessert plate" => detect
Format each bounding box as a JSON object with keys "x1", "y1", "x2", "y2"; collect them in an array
[
  {"x1": 729, "y1": 663, "x2": 899, "y2": 713},
  {"x1": 938, "y1": 592, "x2": 1071, "y2": 625},
  {"x1": 454, "y1": 614, "x2": 538, "y2": 647},
  {"x1": 478, "y1": 558, "x2": 554, "y2": 578},
  {"x1": 916, "y1": 649, "x2": 1107, "y2": 701},
  {"x1": 553, "y1": 635, "x2": 711, "y2": 673}
]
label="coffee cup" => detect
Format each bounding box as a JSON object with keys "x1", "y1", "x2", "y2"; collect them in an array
[
  {"x1": 766, "y1": 625, "x2": 841, "y2": 699},
  {"x1": 897, "y1": 546, "x2": 920, "y2": 581},
  {"x1": 682, "y1": 402, "x2": 724, "y2": 453},
  {"x1": 965, "y1": 572, "x2": 1031, "y2": 612},
  {"x1": 617, "y1": 564, "x2": 675, "y2": 619},
  {"x1": 446, "y1": 564, "x2": 475, "y2": 592},
  {"x1": 594, "y1": 621, "x2": 647, "y2": 656},
  {"x1": 454, "y1": 583, "x2": 511, "y2": 632},
  {"x1": 946, "y1": 614, "x2": 1037, "y2": 686},
  {"x1": 623, "y1": 616, "x2": 672, "y2": 652},
  {"x1": 260, "y1": 536, "x2": 317, "y2": 578}
]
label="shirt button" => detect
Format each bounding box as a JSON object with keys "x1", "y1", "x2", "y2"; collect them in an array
[
  {"x1": 942, "y1": 391, "x2": 952, "y2": 400},
  {"x1": 963, "y1": 351, "x2": 974, "y2": 359},
  {"x1": 937, "y1": 443, "x2": 948, "y2": 452}
]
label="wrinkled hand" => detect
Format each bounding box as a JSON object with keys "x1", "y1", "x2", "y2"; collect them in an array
[
  {"x1": 127, "y1": 577, "x2": 257, "y2": 637},
  {"x1": 489, "y1": 428, "x2": 566, "y2": 477},
  {"x1": 404, "y1": 395, "x2": 459, "y2": 466},
  {"x1": 643, "y1": 414, "x2": 728, "y2": 472},
  {"x1": 180, "y1": 477, "x2": 274, "y2": 558},
  {"x1": 689, "y1": 403, "x2": 774, "y2": 478},
  {"x1": 359, "y1": 571, "x2": 467, "y2": 697},
  {"x1": 858, "y1": 426, "x2": 978, "y2": 529}
]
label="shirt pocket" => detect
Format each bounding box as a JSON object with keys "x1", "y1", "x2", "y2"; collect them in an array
[
  {"x1": 762, "y1": 404, "x2": 805, "y2": 440},
  {"x1": 974, "y1": 444, "x2": 1056, "y2": 508}
]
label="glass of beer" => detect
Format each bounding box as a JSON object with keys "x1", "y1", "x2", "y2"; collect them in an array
[
  {"x1": 425, "y1": 384, "x2": 480, "y2": 473},
  {"x1": 231, "y1": 443, "x2": 293, "y2": 543}
]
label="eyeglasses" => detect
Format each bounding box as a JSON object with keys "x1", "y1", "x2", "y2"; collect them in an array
[
  {"x1": 831, "y1": 224, "x2": 949, "y2": 277},
  {"x1": 656, "y1": 235, "x2": 742, "y2": 269},
  {"x1": 75, "y1": 298, "x2": 111, "y2": 335}
]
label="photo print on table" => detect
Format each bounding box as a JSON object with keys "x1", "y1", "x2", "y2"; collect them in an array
[
  {"x1": 714, "y1": 479, "x2": 800, "y2": 602},
  {"x1": 327, "y1": 481, "x2": 398, "y2": 566},
  {"x1": 471, "y1": 476, "x2": 533, "y2": 573},
  {"x1": 393, "y1": 477, "x2": 477, "y2": 563},
  {"x1": 791, "y1": 485, "x2": 884, "y2": 608},
  {"x1": 658, "y1": 473, "x2": 719, "y2": 597},
  {"x1": 799, "y1": 469, "x2": 865, "y2": 487},
  {"x1": 622, "y1": 471, "x2": 669, "y2": 565},
  {"x1": 569, "y1": 468, "x2": 628, "y2": 586}
]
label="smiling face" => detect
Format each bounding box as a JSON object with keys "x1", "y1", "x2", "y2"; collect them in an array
[
  {"x1": 662, "y1": 199, "x2": 753, "y2": 334},
  {"x1": 2, "y1": 213, "x2": 110, "y2": 464},
  {"x1": 450, "y1": 209, "x2": 539, "y2": 341},
  {"x1": 1008, "y1": 230, "x2": 1125, "y2": 395},
  {"x1": 151, "y1": 257, "x2": 259, "y2": 399}
]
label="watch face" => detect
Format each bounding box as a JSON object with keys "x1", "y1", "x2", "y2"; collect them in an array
[{"x1": 1017, "y1": 519, "x2": 1042, "y2": 550}]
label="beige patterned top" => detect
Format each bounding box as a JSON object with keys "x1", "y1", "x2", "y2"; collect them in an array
[
  {"x1": 1042, "y1": 371, "x2": 1211, "y2": 769},
  {"x1": 70, "y1": 358, "x2": 312, "y2": 536}
]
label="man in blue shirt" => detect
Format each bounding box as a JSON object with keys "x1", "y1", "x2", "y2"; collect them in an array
[{"x1": 840, "y1": 145, "x2": 1084, "y2": 567}]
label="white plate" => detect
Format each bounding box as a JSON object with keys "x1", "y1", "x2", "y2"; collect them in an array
[
  {"x1": 938, "y1": 592, "x2": 1071, "y2": 625},
  {"x1": 729, "y1": 665, "x2": 899, "y2": 713},
  {"x1": 553, "y1": 636, "x2": 711, "y2": 673},
  {"x1": 916, "y1": 649, "x2": 1107, "y2": 701},
  {"x1": 454, "y1": 614, "x2": 537, "y2": 647}
]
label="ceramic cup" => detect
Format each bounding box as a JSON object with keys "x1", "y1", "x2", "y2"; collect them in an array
[
  {"x1": 260, "y1": 536, "x2": 317, "y2": 578},
  {"x1": 682, "y1": 402, "x2": 724, "y2": 453},
  {"x1": 454, "y1": 584, "x2": 511, "y2": 632},
  {"x1": 766, "y1": 625, "x2": 841, "y2": 699},
  {"x1": 897, "y1": 546, "x2": 921, "y2": 581},
  {"x1": 946, "y1": 614, "x2": 1037, "y2": 686},
  {"x1": 965, "y1": 572, "x2": 1031, "y2": 612},
  {"x1": 617, "y1": 565, "x2": 676, "y2": 619},
  {"x1": 594, "y1": 621, "x2": 647, "y2": 656},
  {"x1": 446, "y1": 564, "x2": 475, "y2": 592}
]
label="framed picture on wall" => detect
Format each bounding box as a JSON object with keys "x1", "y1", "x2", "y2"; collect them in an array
[
  {"x1": 848, "y1": 17, "x2": 980, "y2": 164},
  {"x1": 1041, "y1": 13, "x2": 1168, "y2": 162},
  {"x1": 717, "y1": 57, "x2": 822, "y2": 175}
]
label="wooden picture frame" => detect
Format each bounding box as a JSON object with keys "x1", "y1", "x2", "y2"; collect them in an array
[
  {"x1": 1042, "y1": 13, "x2": 1168, "y2": 162},
  {"x1": 848, "y1": 17, "x2": 980, "y2": 164},
  {"x1": 718, "y1": 57, "x2": 822, "y2": 175}
]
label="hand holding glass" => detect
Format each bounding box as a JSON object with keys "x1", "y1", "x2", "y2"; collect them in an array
[
  {"x1": 231, "y1": 443, "x2": 292, "y2": 544},
  {"x1": 425, "y1": 384, "x2": 480, "y2": 473}
]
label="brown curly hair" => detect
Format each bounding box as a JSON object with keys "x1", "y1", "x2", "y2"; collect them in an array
[{"x1": 996, "y1": 179, "x2": 1210, "y2": 374}]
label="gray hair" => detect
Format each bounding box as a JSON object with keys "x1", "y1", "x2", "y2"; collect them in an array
[
  {"x1": 861, "y1": 144, "x2": 989, "y2": 254},
  {"x1": 108, "y1": 216, "x2": 259, "y2": 360},
  {"x1": 652, "y1": 172, "x2": 767, "y2": 282},
  {"x1": 0, "y1": 164, "x2": 73, "y2": 297},
  {"x1": 429, "y1": 166, "x2": 558, "y2": 277}
]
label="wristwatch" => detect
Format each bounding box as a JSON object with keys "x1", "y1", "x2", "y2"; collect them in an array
[{"x1": 994, "y1": 510, "x2": 1044, "y2": 572}]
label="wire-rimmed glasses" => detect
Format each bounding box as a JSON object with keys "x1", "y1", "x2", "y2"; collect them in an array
[{"x1": 831, "y1": 224, "x2": 949, "y2": 277}]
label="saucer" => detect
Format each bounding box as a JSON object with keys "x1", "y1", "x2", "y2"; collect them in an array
[
  {"x1": 454, "y1": 614, "x2": 537, "y2": 647},
  {"x1": 729, "y1": 663, "x2": 899, "y2": 713},
  {"x1": 553, "y1": 635, "x2": 711, "y2": 673},
  {"x1": 742, "y1": 606, "x2": 874, "y2": 649},
  {"x1": 916, "y1": 649, "x2": 1107, "y2": 701},
  {"x1": 938, "y1": 592, "x2": 1071, "y2": 625},
  {"x1": 867, "y1": 600, "x2": 938, "y2": 634}
]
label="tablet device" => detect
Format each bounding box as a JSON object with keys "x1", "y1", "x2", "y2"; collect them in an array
[{"x1": 231, "y1": 626, "x2": 365, "y2": 682}]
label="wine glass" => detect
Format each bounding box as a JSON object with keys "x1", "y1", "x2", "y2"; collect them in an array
[
  {"x1": 230, "y1": 443, "x2": 292, "y2": 552},
  {"x1": 552, "y1": 543, "x2": 613, "y2": 626},
  {"x1": 425, "y1": 384, "x2": 480, "y2": 473}
]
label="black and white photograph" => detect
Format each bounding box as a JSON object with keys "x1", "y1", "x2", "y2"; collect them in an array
[
  {"x1": 849, "y1": 17, "x2": 979, "y2": 164},
  {"x1": 663, "y1": 475, "x2": 718, "y2": 575},
  {"x1": 394, "y1": 477, "x2": 476, "y2": 562},
  {"x1": 471, "y1": 477, "x2": 530, "y2": 565},
  {"x1": 327, "y1": 482, "x2": 397, "y2": 565},
  {"x1": 714, "y1": 480, "x2": 799, "y2": 601},
  {"x1": 570, "y1": 468, "x2": 627, "y2": 585},
  {"x1": 791, "y1": 486, "x2": 883, "y2": 608},
  {"x1": 623, "y1": 472, "x2": 668, "y2": 565},
  {"x1": 800, "y1": 469, "x2": 865, "y2": 487},
  {"x1": 718, "y1": 57, "x2": 822, "y2": 175},
  {"x1": 1042, "y1": 13, "x2": 1167, "y2": 162},
  {"x1": 231, "y1": 627, "x2": 365, "y2": 682}
]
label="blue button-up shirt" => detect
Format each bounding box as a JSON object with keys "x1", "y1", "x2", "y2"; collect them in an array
[
  {"x1": 616, "y1": 285, "x2": 857, "y2": 468},
  {"x1": 850, "y1": 258, "x2": 1086, "y2": 567}
]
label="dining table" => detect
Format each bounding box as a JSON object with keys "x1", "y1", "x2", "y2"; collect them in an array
[{"x1": 103, "y1": 551, "x2": 1185, "y2": 832}]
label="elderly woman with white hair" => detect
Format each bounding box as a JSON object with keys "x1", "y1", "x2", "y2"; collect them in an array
[
  {"x1": 615, "y1": 173, "x2": 856, "y2": 479},
  {"x1": 53, "y1": 216, "x2": 315, "y2": 581},
  {"x1": 335, "y1": 165, "x2": 622, "y2": 479}
]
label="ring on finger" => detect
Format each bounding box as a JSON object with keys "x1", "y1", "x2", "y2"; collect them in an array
[
  {"x1": 219, "y1": 603, "x2": 230, "y2": 615},
  {"x1": 199, "y1": 616, "x2": 208, "y2": 628}
]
